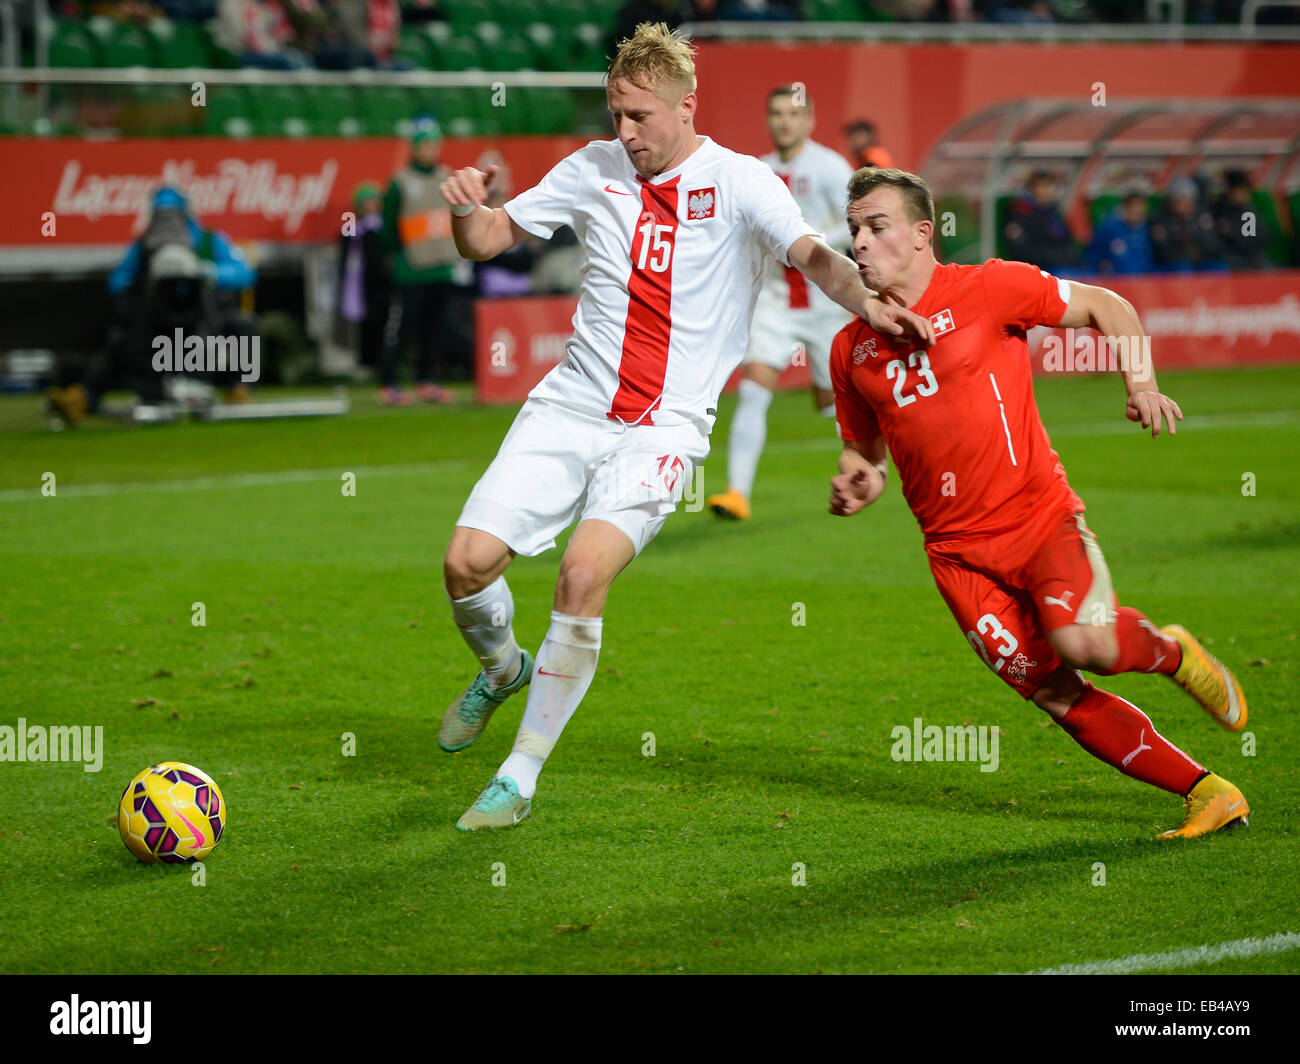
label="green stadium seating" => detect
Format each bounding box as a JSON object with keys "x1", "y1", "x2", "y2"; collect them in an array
[
  {"x1": 102, "y1": 22, "x2": 157, "y2": 68},
  {"x1": 547, "y1": 0, "x2": 588, "y2": 27},
  {"x1": 361, "y1": 85, "x2": 417, "y2": 137},
  {"x1": 571, "y1": 23, "x2": 607, "y2": 72},
  {"x1": 248, "y1": 84, "x2": 311, "y2": 137},
  {"x1": 146, "y1": 18, "x2": 213, "y2": 69},
  {"x1": 524, "y1": 22, "x2": 567, "y2": 72},
  {"x1": 1289, "y1": 192, "x2": 1300, "y2": 265},
  {"x1": 49, "y1": 21, "x2": 99, "y2": 68},
  {"x1": 202, "y1": 87, "x2": 254, "y2": 138},
  {"x1": 933, "y1": 195, "x2": 983, "y2": 265},
  {"x1": 482, "y1": 34, "x2": 534, "y2": 72},
  {"x1": 445, "y1": 0, "x2": 494, "y2": 29},
  {"x1": 395, "y1": 28, "x2": 435, "y2": 69},
  {"x1": 436, "y1": 35, "x2": 483, "y2": 72},
  {"x1": 804, "y1": 0, "x2": 864, "y2": 20},
  {"x1": 311, "y1": 86, "x2": 363, "y2": 137}
]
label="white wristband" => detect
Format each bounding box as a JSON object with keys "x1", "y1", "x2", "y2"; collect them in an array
[{"x1": 450, "y1": 203, "x2": 477, "y2": 218}]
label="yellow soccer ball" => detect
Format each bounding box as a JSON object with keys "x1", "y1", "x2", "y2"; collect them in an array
[{"x1": 117, "y1": 762, "x2": 226, "y2": 864}]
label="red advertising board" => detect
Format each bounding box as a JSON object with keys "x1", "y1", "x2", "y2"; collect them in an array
[
  {"x1": 2, "y1": 135, "x2": 587, "y2": 246},
  {"x1": 1029, "y1": 270, "x2": 1300, "y2": 373},
  {"x1": 476, "y1": 270, "x2": 1300, "y2": 406}
]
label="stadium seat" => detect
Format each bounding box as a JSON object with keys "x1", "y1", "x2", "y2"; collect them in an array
[
  {"x1": 524, "y1": 22, "x2": 568, "y2": 72},
  {"x1": 49, "y1": 21, "x2": 100, "y2": 68},
  {"x1": 201, "y1": 86, "x2": 254, "y2": 137},
  {"x1": 361, "y1": 86, "x2": 417, "y2": 137},
  {"x1": 436, "y1": 35, "x2": 484, "y2": 72},
  {"x1": 395, "y1": 28, "x2": 435, "y2": 69},
  {"x1": 311, "y1": 85, "x2": 362, "y2": 137},
  {"x1": 146, "y1": 18, "x2": 213, "y2": 68},
  {"x1": 547, "y1": 0, "x2": 588, "y2": 27},
  {"x1": 571, "y1": 23, "x2": 608, "y2": 72},
  {"x1": 444, "y1": 0, "x2": 494, "y2": 29},
  {"x1": 934, "y1": 195, "x2": 983, "y2": 265},
  {"x1": 482, "y1": 34, "x2": 534, "y2": 72},
  {"x1": 102, "y1": 22, "x2": 158, "y2": 68},
  {"x1": 248, "y1": 85, "x2": 310, "y2": 137}
]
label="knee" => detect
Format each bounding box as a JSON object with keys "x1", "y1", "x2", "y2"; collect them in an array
[
  {"x1": 1051, "y1": 624, "x2": 1118, "y2": 672},
  {"x1": 555, "y1": 560, "x2": 606, "y2": 616},
  {"x1": 1031, "y1": 666, "x2": 1089, "y2": 720},
  {"x1": 444, "y1": 531, "x2": 504, "y2": 599}
]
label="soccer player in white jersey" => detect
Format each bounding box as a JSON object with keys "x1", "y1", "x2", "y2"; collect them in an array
[
  {"x1": 707, "y1": 85, "x2": 855, "y2": 522},
  {"x1": 435, "y1": 23, "x2": 932, "y2": 831}
]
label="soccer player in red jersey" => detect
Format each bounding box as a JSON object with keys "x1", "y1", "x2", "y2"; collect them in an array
[{"x1": 828, "y1": 168, "x2": 1250, "y2": 840}]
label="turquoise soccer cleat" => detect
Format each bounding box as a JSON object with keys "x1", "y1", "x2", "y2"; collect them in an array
[
  {"x1": 456, "y1": 775, "x2": 531, "y2": 832},
  {"x1": 438, "y1": 650, "x2": 533, "y2": 753}
]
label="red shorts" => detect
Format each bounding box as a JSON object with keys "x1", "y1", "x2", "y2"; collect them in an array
[{"x1": 926, "y1": 509, "x2": 1117, "y2": 699}]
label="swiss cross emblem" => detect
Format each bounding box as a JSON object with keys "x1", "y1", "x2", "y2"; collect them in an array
[
  {"x1": 930, "y1": 308, "x2": 956, "y2": 336},
  {"x1": 852, "y1": 338, "x2": 877, "y2": 364},
  {"x1": 687, "y1": 187, "x2": 716, "y2": 220}
]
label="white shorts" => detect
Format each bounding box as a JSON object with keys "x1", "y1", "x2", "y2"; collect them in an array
[
  {"x1": 744, "y1": 292, "x2": 850, "y2": 392},
  {"x1": 457, "y1": 398, "x2": 710, "y2": 558}
]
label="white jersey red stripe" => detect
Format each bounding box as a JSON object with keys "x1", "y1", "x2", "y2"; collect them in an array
[
  {"x1": 502, "y1": 136, "x2": 818, "y2": 431},
  {"x1": 760, "y1": 140, "x2": 855, "y2": 312}
]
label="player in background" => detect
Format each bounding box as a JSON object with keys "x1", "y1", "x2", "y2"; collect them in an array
[
  {"x1": 435, "y1": 26, "x2": 933, "y2": 831},
  {"x1": 707, "y1": 85, "x2": 855, "y2": 522},
  {"x1": 829, "y1": 167, "x2": 1250, "y2": 840}
]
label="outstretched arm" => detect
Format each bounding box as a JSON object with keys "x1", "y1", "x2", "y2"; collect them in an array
[
  {"x1": 829, "y1": 436, "x2": 888, "y2": 516},
  {"x1": 788, "y1": 234, "x2": 934, "y2": 347},
  {"x1": 1058, "y1": 281, "x2": 1182, "y2": 437}
]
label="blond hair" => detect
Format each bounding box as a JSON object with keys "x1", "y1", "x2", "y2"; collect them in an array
[{"x1": 607, "y1": 22, "x2": 697, "y2": 104}]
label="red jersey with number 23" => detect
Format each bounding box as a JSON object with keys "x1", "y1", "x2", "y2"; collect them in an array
[{"x1": 831, "y1": 259, "x2": 1083, "y2": 545}]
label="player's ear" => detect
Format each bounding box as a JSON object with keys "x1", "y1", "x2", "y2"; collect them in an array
[
  {"x1": 678, "y1": 90, "x2": 698, "y2": 121},
  {"x1": 914, "y1": 219, "x2": 933, "y2": 250}
]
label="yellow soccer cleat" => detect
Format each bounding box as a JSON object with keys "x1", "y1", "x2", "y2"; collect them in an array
[
  {"x1": 1156, "y1": 773, "x2": 1250, "y2": 840},
  {"x1": 707, "y1": 487, "x2": 752, "y2": 521},
  {"x1": 1161, "y1": 624, "x2": 1247, "y2": 731}
]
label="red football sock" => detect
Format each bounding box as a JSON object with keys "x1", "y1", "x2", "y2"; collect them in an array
[
  {"x1": 1058, "y1": 683, "x2": 1206, "y2": 795},
  {"x1": 1098, "y1": 606, "x2": 1181, "y2": 676}
]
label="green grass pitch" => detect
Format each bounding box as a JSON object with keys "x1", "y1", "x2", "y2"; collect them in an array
[{"x1": 0, "y1": 366, "x2": 1296, "y2": 974}]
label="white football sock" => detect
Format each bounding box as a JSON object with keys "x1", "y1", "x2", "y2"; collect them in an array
[
  {"x1": 498, "y1": 611, "x2": 602, "y2": 799},
  {"x1": 818, "y1": 402, "x2": 836, "y2": 418},
  {"x1": 448, "y1": 575, "x2": 522, "y2": 688},
  {"x1": 726, "y1": 378, "x2": 772, "y2": 499}
]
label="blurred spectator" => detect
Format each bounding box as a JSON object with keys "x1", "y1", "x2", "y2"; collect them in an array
[
  {"x1": 49, "y1": 186, "x2": 256, "y2": 423},
  {"x1": 1214, "y1": 170, "x2": 1271, "y2": 270},
  {"x1": 473, "y1": 152, "x2": 540, "y2": 299},
  {"x1": 1150, "y1": 176, "x2": 1226, "y2": 272},
  {"x1": 379, "y1": 120, "x2": 463, "y2": 405},
  {"x1": 1003, "y1": 170, "x2": 1078, "y2": 272},
  {"x1": 845, "y1": 119, "x2": 894, "y2": 171},
  {"x1": 611, "y1": 1, "x2": 718, "y2": 52},
  {"x1": 1086, "y1": 192, "x2": 1153, "y2": 276},
  {"x1": 717, "y1": 0, "x2": 800, "y2": 18},
  {"x1": 215, "y1": 0, "x2": 311, "y2": 69},
  {"x1": 337, "y1": 181, "x2": 390, "y2": 373}
]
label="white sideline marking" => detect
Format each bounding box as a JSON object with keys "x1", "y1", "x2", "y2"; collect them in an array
[
  {"x1": 0, "y1": 461, "x2": 464, "y2": 503},
  {"x1": 763, "y1": 409, "x2": 1300, "y2": 456},
  {"x1": 1, "y1": 410, "x2": 1295, "y2": 504},
  {"x1": 1029, "y1": 930, "x2": 1300, "y2": 975}
]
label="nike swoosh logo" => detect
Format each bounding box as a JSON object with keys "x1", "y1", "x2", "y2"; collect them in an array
[
  {"x1": 537, "y1": 668, "x2": 579, "y2": 679},
  {"x1": 173, "y1": 808, "x2": 207, "y2": 849},
  {"x1": 604, "y1": 184, "x2": 634, "y2": 196},
  {"x1": 1227, "y1": 799, "x2": 1243, "y2": 814},
  {"x1": 513, "y1": 806, "x2": 527, "y2": 823}
]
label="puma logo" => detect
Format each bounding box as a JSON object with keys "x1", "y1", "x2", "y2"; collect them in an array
[
  {"x1": 1044, "y1": 591, "x2": 1074, "y2": 612},
  {"x1": 1121, "y1": 729, "x2": 1153, "y2": 768}
]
